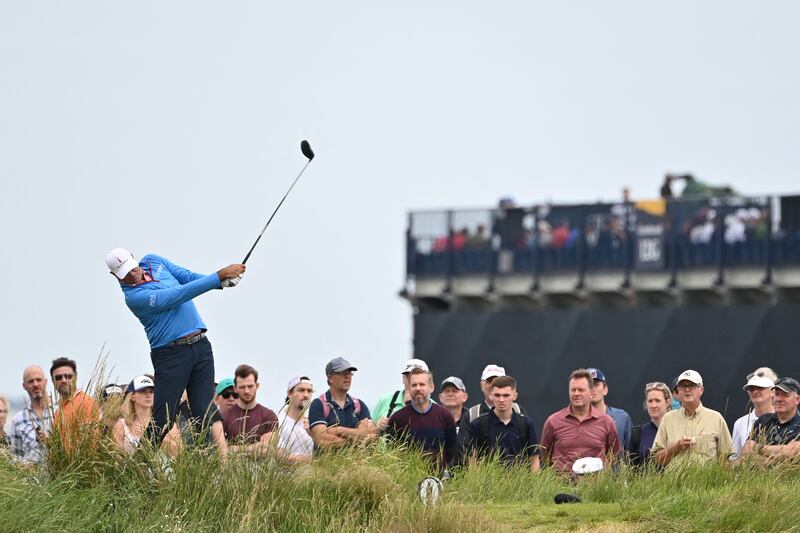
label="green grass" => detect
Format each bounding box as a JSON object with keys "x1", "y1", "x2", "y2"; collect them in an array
[{"x1": 2, "y1": 436, "x2": 800, "y2": 532}]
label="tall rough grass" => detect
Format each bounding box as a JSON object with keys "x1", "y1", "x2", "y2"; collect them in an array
[{"x1": 2, "y1": 354, "x2": 799, "y2": 532}]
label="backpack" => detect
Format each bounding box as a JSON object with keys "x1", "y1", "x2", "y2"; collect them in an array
[
  {"x1": 386, "y1": 390, "x2": 403, "y2": 418},
  {"x1": 320, "y1": 393, "x2": 362, "y2": 421}
]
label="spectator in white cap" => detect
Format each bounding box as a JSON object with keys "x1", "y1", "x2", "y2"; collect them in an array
[
  {"x1": 113, "y1": 375, "x2": 155, "y2": 455},
  {"x1": 731, "y1": 367, "x2": 777, "y2": 461},
  {"x1": 372, "y1": 358, "x2": 430, "y2": 430},
  {"x1": 275, "y1": 376, "x2": 314, "y2": 464},
  {"x1": 651, "y1": 369, "x2": 732, "y2": 469},
  {"x1": 742, "y1": 377, "x2": 800, "y2": 463},
  {"x1": 468, "y1": 364, "x2": 527, "y2": 422}
]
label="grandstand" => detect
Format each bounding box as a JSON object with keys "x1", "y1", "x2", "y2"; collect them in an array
[{"x1": 401, "y1": 194, "x2": 800, "y2": 431}]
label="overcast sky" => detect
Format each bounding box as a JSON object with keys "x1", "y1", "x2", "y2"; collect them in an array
[{"x1": 1, "y1": 2, "x2": 798, "y2": 414}]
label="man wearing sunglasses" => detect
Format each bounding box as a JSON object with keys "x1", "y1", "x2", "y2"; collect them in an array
[
  {"x1": 214, "y1": 378, "x2": 239, "y2": 418},
  {"x1": 50, "y1": 357, "x2": 97, "y2": 457},
  {"x1": 106, "y1": 248, "x2": 245, "y2": 445}
]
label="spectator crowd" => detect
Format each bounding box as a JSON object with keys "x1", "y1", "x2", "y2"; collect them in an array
[{"x1": 3, "y1": 356, "x2": 799, "y2": 477}]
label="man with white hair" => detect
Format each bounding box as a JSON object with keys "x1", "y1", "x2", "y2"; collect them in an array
[
  {"x1": 8, "y1": 365, "x2": 53, "y2": 464},
  {"x1": 106, "y1": 248, "x2": 245, "y2": 444},
  {"x1": 372, "y1": 358, "x2": 430, "y2": 429},
  {"x1": 651, "y1": 369, "x2": 732, "y2": 469},
  {"x1": 731, "y1": 367, "x2": 777, "y2": 460},
  {"x1": 468, "y1": 364, "x2": 527, "y2": 422}
]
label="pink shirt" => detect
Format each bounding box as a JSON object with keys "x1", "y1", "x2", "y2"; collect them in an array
[{"x1": 540, "y1": 405, "x2": 620, "y2": 473}]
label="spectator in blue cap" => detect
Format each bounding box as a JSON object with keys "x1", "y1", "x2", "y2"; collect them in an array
[
  {"x1": 308, "y1": 357, "x2": 376, "y2": 449},
  {"x1": 588, "y1": 368, "x2": 633, "y2": 450}
]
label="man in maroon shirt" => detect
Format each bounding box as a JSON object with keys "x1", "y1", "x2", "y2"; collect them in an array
[
  {"x1": 387, "y1": 368, "x2": 457, "y2": 473},
  {"x1": 223, "y1": 364, "x2": 278, "y2": 456},
  {"x1": 540, "y1": 368, "x2": 620, "y2": 475}
]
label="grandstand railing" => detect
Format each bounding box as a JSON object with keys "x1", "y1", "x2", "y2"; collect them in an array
[{"x1": 406, "y1": 194, "x2": 800, "y2": 290}]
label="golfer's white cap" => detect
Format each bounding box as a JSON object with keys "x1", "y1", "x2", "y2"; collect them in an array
[
  {"x1": 481, "y1": 364, "x2": 506, "y2": 381},
  {"x1": 402, "y1": 359, "x2": 429, "y2": 374},
  {"x1": 677, "y1": 369, "x2": 703, "y2": 386},
  {"x1": 106, "y1": 248, "x2": 138, "y2": 280}
]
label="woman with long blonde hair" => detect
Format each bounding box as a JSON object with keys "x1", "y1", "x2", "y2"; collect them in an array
[{"x1": 113, "y1": 375, "x2": 154, "y2": 454}]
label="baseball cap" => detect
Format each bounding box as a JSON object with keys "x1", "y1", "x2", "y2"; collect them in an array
[
  {"x1": 102, "y1": 383, "x2": 124, "y2": 399},
  {"x1": 106, "y1": 248, "x2": 138, "y2": 280},
  {"x1": 743, "y1": 371, "x2": 775, "y2": 391},
  {"x1": 676, "y1": 369, "x2": 703, "y2": 386},
  {"x1": 481, "y1": 364, "x2": 506, "y2": 381},
  {"x1": 127, "y1": 375, "x2": 155, "y2": 393},
  {"x1": 773, "y1": 377, "x2": 800, "y2": 395},
  {"x1": 216, "y1": 378, "x2": 235, "y2": 396},
  {"x1": 325, "y1": 357, "x2": 357, "y2": 376},
  {"x1": 587, "y1": 368, "x2": 607, "y2": 383},
  {"x1": 441, "y1": 376, "x2": 466, "y2": 391},
  {"x1": 402, "y1": 358, "x2": 429, "y2": 374},
  {"x1": 287, "y1": 376, "x2": 313, "y2": 392}
]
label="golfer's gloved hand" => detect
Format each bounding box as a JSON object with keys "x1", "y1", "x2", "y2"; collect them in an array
[{"x1": 221, "y1": 275, "x2": 242, "y2": 288}]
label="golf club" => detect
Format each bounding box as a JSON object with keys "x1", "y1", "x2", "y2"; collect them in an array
[{"x1": 241, "y1": 140, "x2": 315, "y2": 265}]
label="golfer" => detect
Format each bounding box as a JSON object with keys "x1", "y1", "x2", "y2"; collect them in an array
[{"x1": 106, "y1": 248, "x2": 245, "y2": 443}]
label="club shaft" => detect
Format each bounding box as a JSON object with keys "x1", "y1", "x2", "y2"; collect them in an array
[{"x1": 242, "y1": 159, "x2": 312, "y2": 264}]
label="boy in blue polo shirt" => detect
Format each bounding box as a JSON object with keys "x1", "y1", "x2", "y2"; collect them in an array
[{"x1": 308, "y1": 357, "x2": 376, "y2": 449}]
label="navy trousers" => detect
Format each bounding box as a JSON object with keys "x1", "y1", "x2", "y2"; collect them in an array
[{"x1": 147, "y1": 336, "x2": 215, "y2": 444}]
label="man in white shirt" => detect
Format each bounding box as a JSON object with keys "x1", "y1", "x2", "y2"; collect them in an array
[
  {"x1": 276, "y1": 376, "x2": 315, "y2": 463},
  {"x1": 731, "y1": 367, "x2": 777, "y2": 460}
]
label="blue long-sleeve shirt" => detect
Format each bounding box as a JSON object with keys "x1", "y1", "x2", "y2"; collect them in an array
[{"x1": 120, "y1": 254, "x2": 221, "y2": 349}]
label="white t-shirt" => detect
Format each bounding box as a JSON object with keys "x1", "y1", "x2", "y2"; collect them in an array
[
  {"x1": 731, "y1": 410, "x2": 757, "y2": 460},
  {"x1": 276, "y1": 408, "x2": 314, "y2": 458}
]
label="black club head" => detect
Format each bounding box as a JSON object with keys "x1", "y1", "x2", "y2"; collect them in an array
[{"x1": 301, "y1": 140, "x2": 315, "y2": 161}]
